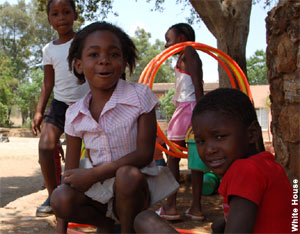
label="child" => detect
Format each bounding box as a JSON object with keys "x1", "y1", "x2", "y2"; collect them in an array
[
  {"x1": 157, "y1": 23, "x2": 205, "y2": 221},
  {"x1": 191, "y1": 88, "x2": 293, "y2": 233},
  {"x1": 31, "y1": 0, "x2": 89, "y2": 217},
  {"x1": 50, "y1": 21, "x2": 179, "y2": 233},
  {"x1": 154, "y1": 135, "x2": 167, "y2": 166}
]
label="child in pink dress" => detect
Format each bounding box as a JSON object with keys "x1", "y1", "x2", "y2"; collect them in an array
[
  {"x1": 50, "y1": 22, "x2": 178, "y2": 234},
  {"x1": 157, "y1": 23, "x2": 205, "y2": 221}
]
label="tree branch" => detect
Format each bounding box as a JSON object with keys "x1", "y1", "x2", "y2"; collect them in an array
[{"x1": 189, "y1": 0, "x2": 225, "y2": 37}]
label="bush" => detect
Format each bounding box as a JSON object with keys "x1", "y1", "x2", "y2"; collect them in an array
[{"x1": 158, "y1": 88, "x2": 176, "y2": 122}]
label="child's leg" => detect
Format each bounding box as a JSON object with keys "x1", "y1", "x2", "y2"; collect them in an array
[
  {"x1": 211, "y1": 217, "x2": 226, "y2": 233},
  {"x1": 163, "y1": 140, "x2": 185, "y2": 215},
  {"x1": 134, "y1": 210, "x2": 179, "y2": 233},
  {"x1": 38, "y1": 122, "x2": 63, "y2": 196},
  {"x1": 114, "y1": 166, "x2": 150, "y2": 233},
  {"x1": 164, "y1": 155, "x2": 180, "y2": 213},
  {"x1": 51, "y1": 184, "x2": 113, "y2": 233},
  {"x1": 189, "y1": 170, "x2": 204, "y2": 218}
]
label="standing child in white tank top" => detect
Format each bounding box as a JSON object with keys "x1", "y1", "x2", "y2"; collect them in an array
[{"x1": 31, "y1": 0, "x2": 89, "y2": 218}]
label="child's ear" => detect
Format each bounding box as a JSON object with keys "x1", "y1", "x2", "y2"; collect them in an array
[
  {"x1": 247, "y1": 121, "x2": 261, "y2": 144},
  {"x1": 74, "y1": 58, "x2": 83, "y2": 75}
]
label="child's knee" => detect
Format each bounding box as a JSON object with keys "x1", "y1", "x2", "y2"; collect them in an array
[
  {"x1": 39, "y1": 136, "x2": 57, "y2": 153},
  {"x1": 115, "y1": 166, "x2": 145, "y2": 194},
  {"x1": 51, "y1": 185, "x2": 74, "y2": 218}
]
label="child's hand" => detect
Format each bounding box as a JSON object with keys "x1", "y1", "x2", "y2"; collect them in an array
[
  {"x1": 62, "y1": 168, "x2": 94, "y2": 192},
  {"x1": 32, "y1": 112, "x2": 43, "y2": 136}
]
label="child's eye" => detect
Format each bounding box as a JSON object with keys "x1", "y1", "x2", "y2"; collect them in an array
[
  {"x1": 216, "y1": 135, "x2": 227, "y2": 140},
  {"x1": 64, "y1": 10, "x2": 71, "y2": 15},
  {"x1": 110, "y1": 52, "x2": 121, "y2": 58},
  {"x1": 88, "y1": 52, "x2": 99, "y2": 58}
]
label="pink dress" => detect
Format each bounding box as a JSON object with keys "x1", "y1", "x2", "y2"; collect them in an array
[{"x1": 167, "y1": 67, "x2": 196, "y2": 141}]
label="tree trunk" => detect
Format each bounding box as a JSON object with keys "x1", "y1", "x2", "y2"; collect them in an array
[
  {"x1": 266, "y1": 0, "x2": 300, "y2": 181},
  {"x1": 189, "y1": 0, "x2": 251, "y2": 87}
]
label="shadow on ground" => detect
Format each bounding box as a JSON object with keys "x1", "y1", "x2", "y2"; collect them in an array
[{"x1": 1, "y1": 168, "x2": 43, "y2": 207}]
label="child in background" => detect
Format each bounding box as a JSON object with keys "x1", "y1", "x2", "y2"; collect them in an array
[
  {"x1": 191, "y1": 88, "x2": 293, "y2": 233},
  {"x1": 31, "y1": 0, "x2": 89, "y2": 217},
  {"x1": 157, "y1": 23, "x2": 205, "y2": 221},
  {"x1": 154, "y1": 135, "x2": 167, "y2": 166},
  {"x1": 50, "y1": 21, "x2": 179, "y2": 233}
]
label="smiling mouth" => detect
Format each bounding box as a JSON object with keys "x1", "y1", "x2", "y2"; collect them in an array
[
  {"x1": 97, "y1": 72, "x2": 112, "y2": 77},
  {"x1": 206, "y1": 158, "x2": 226, "y2": 168}
]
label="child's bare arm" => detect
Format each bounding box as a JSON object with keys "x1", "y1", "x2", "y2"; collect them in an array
[
  {"x1": 61, "y1": 134, "x2": 95, "y2": 191},
  {"x1": 63, "y1": 134, "x2": 82, "y2": 171},
  {"x1": 225, "y1": 195, "x2": 258, "y2": 233},
  {"x1": 182, "y1": 46, "x2": 204, "y2": 102},
  {"x1": 32, "y1": 65, "x2": 55, "y2": 135}
]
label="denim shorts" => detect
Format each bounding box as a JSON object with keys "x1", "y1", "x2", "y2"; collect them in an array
[{"x1": 44, "y1": 99, "x2": 69, "y2": 131}]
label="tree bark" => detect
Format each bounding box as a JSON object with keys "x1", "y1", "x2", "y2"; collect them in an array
[
  {"x1": 266, "y1": 0, "x2": 300, "y2": 181},
  {"x1": 189, "y1": 0, "x2": 252, "y2": 88}
]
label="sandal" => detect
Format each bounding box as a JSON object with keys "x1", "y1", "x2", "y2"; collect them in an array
[
  {"x1": 185, "y1": 208, "x2": 205, "y2": 221},
  {"x1": 156, "y1": 206, "x2": 180, "y2": 221}
]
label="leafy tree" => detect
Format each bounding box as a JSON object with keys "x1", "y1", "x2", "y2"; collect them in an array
[
  {"x1": 246, "y1": 50, "x2": 267, "y2": 85},
  {"x1": 0, "y1": 0, "x2": 32, "y2": 82},
  {"x1": 16, "y1": 68, "x2": 44, "y2": 126},
  {"x1": 0, "y1": 50, "x2": 17, "y2": 126},
  {"x1": 158, "y1": 88, "x2": 176, "y2": 122},
  {"x1": 130, "y1": 27, "x2": 175, "y2": 83}
]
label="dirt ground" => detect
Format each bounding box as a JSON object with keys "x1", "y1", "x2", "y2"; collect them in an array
[{"x1": 0, "y1": 128, "x2": 223, "y2": 234}]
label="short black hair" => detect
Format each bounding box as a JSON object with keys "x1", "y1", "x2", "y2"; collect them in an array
[
  {"x1": 192, "y1": 88, "x2": 258, "y2": 127},
  {"x1": 68, "y1": 21, "x2": 137, "y2": 83},
  {"x1": 46, "y1": 0, "x2": 76, "y2": 15},
  {"x1": 168, "y1": 23, "x2": 195, "y2": 42}
]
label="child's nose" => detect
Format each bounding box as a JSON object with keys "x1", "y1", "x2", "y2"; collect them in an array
[
  {"x1": 99, "y1": 54, "x2": 110, "y2": 64},
  {"x1": 205, "y1": 141, "x2": 217, "y2": 155}
]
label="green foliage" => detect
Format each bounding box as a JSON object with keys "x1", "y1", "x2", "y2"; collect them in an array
[
  {"x1": 130, "y1": 27, "x2": 175, "y2": 83},
  {"x1": 0, "y1": 50, "x2": 17, "y2": 126},
  {"x1": 16, "y1": 68, "x2": 43, "y2": 126},
  {"x1": 246, "y1": 50, "x2": 268, "y2": 85},
  {"x1": 158, "y1": 88, "x2": 176, "y2": 122},
  {"x1": 0, "y1": 0, "x2": 31, "y2": 82}
]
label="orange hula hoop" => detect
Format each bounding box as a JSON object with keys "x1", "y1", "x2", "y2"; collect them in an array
[{"x1": 139, "y1": 42, "x2": 252, "y2": 158}]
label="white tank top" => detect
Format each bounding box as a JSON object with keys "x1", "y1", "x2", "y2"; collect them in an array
[{"x1": 172, "y1": 67, "x2": 196, "y2": 105}]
